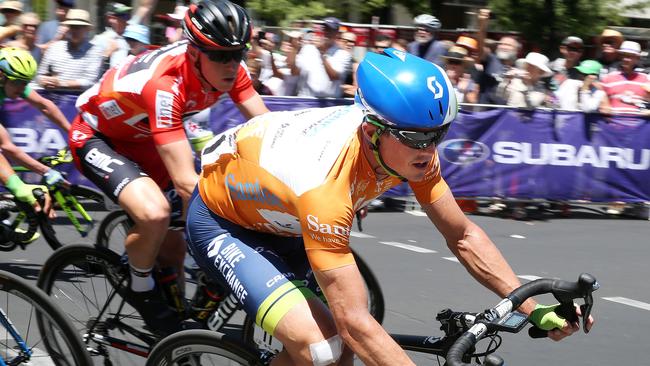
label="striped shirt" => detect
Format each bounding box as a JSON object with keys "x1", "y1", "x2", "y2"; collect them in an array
[
  {"x1": 601, "y1": 71, "x2": 650, "y2": 114},
  {"x1": 36, "y1": 40, "x2": 103, "y2": 91}
]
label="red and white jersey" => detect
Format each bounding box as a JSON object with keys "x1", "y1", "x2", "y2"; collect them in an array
[
  {"x1": 75, "y1": 40, "x2": 257, "y2": 146},
  {"x1": 601, "y1": 71, "x2": 650, "y2": 114},
  {"x1": 198, "y1": 105, "x2": 449, "y2": 271}
]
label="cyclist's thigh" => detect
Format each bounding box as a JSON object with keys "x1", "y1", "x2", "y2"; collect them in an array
[
  {"x1": 69, "y1": 119, "x2": 151, "y2": 203},
  {"x1": 185, "y1": 190, "x2": 330, "y2": 338}
]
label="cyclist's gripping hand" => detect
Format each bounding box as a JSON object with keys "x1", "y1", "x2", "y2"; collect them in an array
[
  {"x1": 43, "y1": 168, "x2": 69, "y2": 187},
  {"x1": 530, "y1": 303, "x2": 583, "y2": 341},
  {"x1": 7, "y1": 174, "x2": 54, "y2": 217}
]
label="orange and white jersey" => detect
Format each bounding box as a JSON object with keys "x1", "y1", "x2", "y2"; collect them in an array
[{"x1": 198, "y1": 105, "x2": 449, "y2": 271}]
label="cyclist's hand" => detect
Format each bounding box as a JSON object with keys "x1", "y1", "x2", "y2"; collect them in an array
[
  {"x1": 43, "y1": 168, "x2": 69, "y2": 187},
  {"x1": 530, "y1": 303, "x2": 583, "y2": 341}
]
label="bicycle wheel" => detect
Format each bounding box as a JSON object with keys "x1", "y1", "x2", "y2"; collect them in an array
[
  {"x1": 96, "y1": 209, "x2": 131, "y2": 254},
  {"x1": 39, "y1": 185, "x2": 107, "y2": 250},
  {"x1": 0, "y1": 269, "x2": 92, "y2": 366},
  {"x1": 241, "y1": 247, "x2": 385, "y2": 352},
  {"x1": 37, "y1": 244, "x2": 157, "y2": 366},
  {"x1": 146, "y1": 329, "x2": 263, "y2": 366}
]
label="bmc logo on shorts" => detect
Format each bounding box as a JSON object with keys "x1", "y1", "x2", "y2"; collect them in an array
[
  {"x1": 85, "y1": 148, "x2": 124, "y2": 173},
  {"x1": 155, "y1": 90, "x2": 174, "y2": 128}
]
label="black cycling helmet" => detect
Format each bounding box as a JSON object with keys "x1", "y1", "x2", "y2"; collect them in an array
[{"x1": 182, "y1": 0, "x2": 251, "y2": 51}]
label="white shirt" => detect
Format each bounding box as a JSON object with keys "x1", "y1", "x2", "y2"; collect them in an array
[
  {"x1": 555, "y1": 79, "x2": 606, "y2": 112},
  {"x1": 296, "y1": 44, "x2": 352, "y2": 98},
  {"x1": 92, "y1": 28, "x2": 130, "y2": 69}
]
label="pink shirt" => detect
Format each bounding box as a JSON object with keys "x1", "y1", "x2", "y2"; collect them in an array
[{"x1": 601, "y1": 71, "x2": 650, "y2": 114}]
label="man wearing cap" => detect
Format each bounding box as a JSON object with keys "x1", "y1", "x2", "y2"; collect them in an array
[
  {"x1": 600, "y1": 40, "x2": 650, "y2": 115},
  {"x1": 0, "y1": 0, "x2": 23, "y2": 42},
  {"x1": 36, "y1": 0, "x2": 74, "y2": 48},
  {"x1": 555, "y1": 60, "x2": 605, "y2": 112},
  {"x1": 287, "y1": 17, "x2": 352, "y2": 97},
  {"x1": 551, "y1": 36, "x2": 584, "y2": 83},
  {"x1": 407, "y1": 14, "x2": 447, "y2": 66},
  {"x1": 93, "y1": 2, "x2": 133, "y2": 73},
  {"x1": 36, "y1": 9, "x2": 103, "y2": 91},
  {"x1": 597, "y1": 29, "x2": 624, "y2": 76},
  {"x1": 123, "y1": 23, "x2": 150, "y2": 56}
]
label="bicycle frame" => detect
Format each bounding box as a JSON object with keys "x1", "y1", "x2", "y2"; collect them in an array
[{"x1": 0, "y1": 307, "x2": 32, "y2": 365}]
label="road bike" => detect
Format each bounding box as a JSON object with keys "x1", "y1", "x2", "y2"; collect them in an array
[
  {"x1": 36, "y1": 233, "x2": 384, "y2": 365},
  {"x1": 143, "y1": 273, "x2": 599, "y2": 366},
  {"x1": 6, "y1": 149, "x2": 107, "y2": 250},
  {"x1": 0, "y1": 269, "x2": 92, "y2": 365}
]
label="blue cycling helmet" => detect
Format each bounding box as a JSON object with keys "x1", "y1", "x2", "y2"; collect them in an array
[{"x1": 355, "y1": 48, "x2": 457, "y2": 130}]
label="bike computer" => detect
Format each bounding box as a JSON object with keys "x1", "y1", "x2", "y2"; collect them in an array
[{"x1": 493, "y1": 312, "x2": 529, "y2": 333}]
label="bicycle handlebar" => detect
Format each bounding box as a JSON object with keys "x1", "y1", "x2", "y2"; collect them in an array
[{"x1": 446, "y1": 273, "x2": 599, "y2": 366}]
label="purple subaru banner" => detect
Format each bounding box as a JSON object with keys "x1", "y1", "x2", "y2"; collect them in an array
[{"x1": 2, "y1": 93, "x2": 648, "y2": 202}]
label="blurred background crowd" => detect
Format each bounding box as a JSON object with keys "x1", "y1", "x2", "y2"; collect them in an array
[{"x1": 0, "y1": 0, "x2": 649, "y2": 116}]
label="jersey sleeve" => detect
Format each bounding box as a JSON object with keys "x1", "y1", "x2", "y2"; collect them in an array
[
  {"x1": 297, "y1": 186, "x2": 356, "y2": 272},
  {"x1": 141, "y1": 75, "x2": 188, "y2": 146},
  {"x1": 21, "y1": 84, "x2": 32, "y2": 99},
  {"x1": 409, "y1": 152, "x2": 450, "y2": 205},
  {"x1": 228, "y1": 63, "x2": 257, "y2": 104}
]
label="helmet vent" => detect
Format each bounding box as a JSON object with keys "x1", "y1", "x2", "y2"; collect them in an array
[
  {"x1": 438, "y1": 100, "x2": 443, "y2": 117},
  {"x1": 428, "y1": 110, "x2": 434, "y2": 120}
]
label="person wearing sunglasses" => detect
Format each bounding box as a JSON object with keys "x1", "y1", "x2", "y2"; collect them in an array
[
  {"x1": 186, "y1": 47, "x2": 592, "y2": 366},
  {"x1": 68, "y1": 0, "x2": 269, "y2": 336}
]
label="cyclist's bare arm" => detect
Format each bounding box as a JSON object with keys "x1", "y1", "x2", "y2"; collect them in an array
[
  {"x1": 235, "y1": 94, "x2": 269, "y2": 120},
  {"x1": 0, "y1": 124, "x2": 50, "y2": 175},
  {"x1": 24, "y1": 89, "x2": 71, "y2": 131},
  {"x1": 156, "y1": 139, "x2": 199, "y2": 206},
  {"x1": 315, "y1": 264, "x2": 415, "y2": 366},
  {"x1": 421, "y1": 189, "x2": 537, "y2": 314}
]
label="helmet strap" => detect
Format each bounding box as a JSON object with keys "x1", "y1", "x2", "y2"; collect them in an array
[
  {"x1": 365, "y1": 117, "x2": 406, "y2": 181},
  {"x1": 191, "y1": 47, "x2": 218, "y2": 92}
]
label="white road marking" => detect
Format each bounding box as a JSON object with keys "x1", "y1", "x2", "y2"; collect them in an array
[
  {"x1": 510, "y1": 234, "x2": 526, "y2": 239},
  {"x1": 378, "y1": 241, "x2": 436, "y2": 253},
  {"x1": 408, "y1": 240, "x2": 417, "y2": 243},
  {"x1": 517, "y1": 275, "x2": 542, "y2": 281},
  {"x1": 442, "y1": 256, "x2": 460, "y2": 263},
  {"x1": 12, "y1": 258, "x2": 27, "y2": 262},
  {"x1": 350, "y1": 231, "x2": 375, "y2": 238},
  {"x1": 603, "y1": 297, "x2": 650, "y2": 311},
  {"x1": 405, "y1": 210, "x2": 427, "y2": 216}
]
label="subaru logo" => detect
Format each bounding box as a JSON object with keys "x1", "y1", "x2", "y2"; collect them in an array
[{"x1": 438, "y1": 139, "x2": 490, "y2": 165}]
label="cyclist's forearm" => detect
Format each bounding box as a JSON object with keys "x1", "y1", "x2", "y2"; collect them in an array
[
  {"x1": 39, "y1": 100, "x2": 71, "y2": 131},
  {"x1": 338, "y1": 316, "x2": 414, "y2": 366},
  {"x1": 1, "y1": 145, "x2": 49, "y2": 175},
  {"x1": 449, "y1": 224, "x2": 536, "y2": 314}
]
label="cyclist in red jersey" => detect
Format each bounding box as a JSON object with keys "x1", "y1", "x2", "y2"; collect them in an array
[{"x1": 68, "y1": 0, "x2": 268, "y2": 334}]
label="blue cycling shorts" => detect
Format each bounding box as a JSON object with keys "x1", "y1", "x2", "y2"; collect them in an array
[{"x1": 185, "y1": 189, "x2": 321, "y2": 336}]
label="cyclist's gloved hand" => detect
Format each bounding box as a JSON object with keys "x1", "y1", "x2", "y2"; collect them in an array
[
  {"x1": 43, "y1": 168, "x2": 66, "y2": 187},
  {"x1": 6, "y1": 174, "x2": 47, "y2": 205},
  {"x1": 529, "y1": 303, "x2": 566, "y2": 330}
]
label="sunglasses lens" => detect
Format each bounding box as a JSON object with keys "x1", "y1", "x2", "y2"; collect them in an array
[
  {"x1": 205, "y1": 48, "x2": 248, "y2": 63},
  {"x1": 389, "y1": 125, "x2": 450, "y2": 149}
]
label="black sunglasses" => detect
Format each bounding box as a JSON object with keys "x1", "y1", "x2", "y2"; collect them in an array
[
  {"x1": 202, "y1": 47, "x2": 249, "y2": 64},
  {"x1": 366, "y1": 115, "x2": 450, "y2": 149}
]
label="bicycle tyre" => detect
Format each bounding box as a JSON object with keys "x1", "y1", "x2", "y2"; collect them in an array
[
  {"x1": 146, "y1": 329, "x2": 263, "y2": 366},
  {"x1": 95, "y1": 209, "x2": 131, "y2": 253},
  {"x1": 0, "y1": 269, "x2": 92, "y2": 366},
  {"x1": 39, "y1": 184, "x2": 107, "y2": 250},
  {"x1": 37, "y1": 244, "x2": 156, "y2": 366}
]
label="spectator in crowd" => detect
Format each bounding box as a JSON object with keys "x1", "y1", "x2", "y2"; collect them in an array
[
  {"x1": 551, "y1": 36, "x2": 584, "y2": 86},
  {"x1": 287, "y1": 17, "x2": 352, "y2": 98},
  {"x1": 597, "y1": 29, "x2": 623, "y2": 77},
  {"x1": 391, "y1": 38, "x2": 408, "y2": 52},
  {"x1": 36, "y1": 0, "x2": 73, "y2": 48},
  {"x1": 339, "y1": 31, "x2": 358, "y2": 97},
  {"x1": 599, "y1": 41, "x2": 650, "y2": 115},
  {"x1": 497, "y1": 52, "x2": 556, "y2": 108},
  {"x1": 372, "y1": 34, "x2": 392, "y2": 53},
  {"x1": 255, "y1": 30, "x2": 284, "y2": 92},
  {"x1": 339, "y1": 31, "x2": 356, "y2": 53},
  {"x1": 36, "y1": 9, "x2": 103, "y2": 92},
  {"x1": 6, "y1": 12, "x2": 42, "y2": 61},
  {"x1": 442, "y1": 45, "x2": 479, "y2": 104},
  {"x1": 160, "y1": 5, "x2": 188, "y2": 44},
  {"x1": 0, "y1": 0, "x2": 23, "y2": 43},
  {"x1": 555, "y1": 60, "x2": 605, "y2": 112},
  {"x1": 456, "y1": 35, "x2": 479, "y2": 61},
  {"x1": 93, "y1": 2, "x2": 132, "y2": 73},
  {"x1": 123, "y1": 23, "x2": 150, "y2": 56},
  {"x1": 407, "y1": 14, "x2": 447, "y2": 66},
  {"x1": 342, "y1": 33, "x2": 389, "y2": 97}
]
